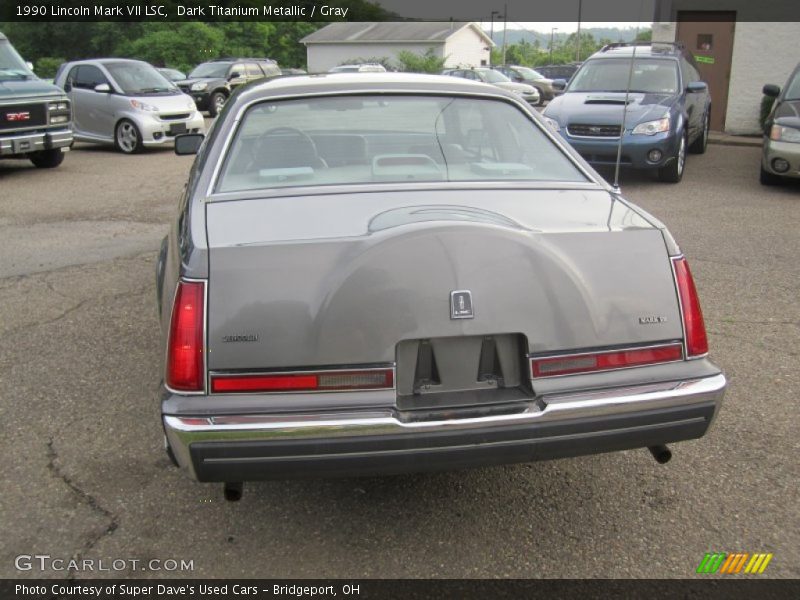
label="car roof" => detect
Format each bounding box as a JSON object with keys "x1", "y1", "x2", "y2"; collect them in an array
[
  {"x1": 589, "y1": 43, "x2": 684, "y2": 60},
  {"x1": 207, "y1": 58, "x2": 276, "y2": 63},
  {"x1": 233, "y1": 72, "x2": 520, "y2": 105},
  {"x1": 65, "y1": 58, "x2": 150, "y2": 67}
]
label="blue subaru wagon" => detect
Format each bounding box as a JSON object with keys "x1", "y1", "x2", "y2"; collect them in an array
[{"x1": 542, "y1": 42, "x2": 711, "y2": 183}]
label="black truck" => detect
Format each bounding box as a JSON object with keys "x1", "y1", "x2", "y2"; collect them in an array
[{"x1": 1, "y1": 31, "x2": 72, "y2": 168}]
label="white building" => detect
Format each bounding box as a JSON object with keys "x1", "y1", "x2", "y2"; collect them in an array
[
  {"x1": 653, "y1": 2, "x2": 800, "y2": 134},
  {"x1": 301, "y1": 22, "x2": 494, "y2": 74}
]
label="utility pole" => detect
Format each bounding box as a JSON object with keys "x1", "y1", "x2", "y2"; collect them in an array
[
  {"x1": 501, "y1": 4, "x2": 508, "y2": 65},
  {"x1": 576, "y1": 0, "x2": 582, "y2": 62},
  {"x1": 490, "y1": 10, "x2": 501, "y2": 64},
  {"x1": 549, "y1": 27, "x2": 558, "y2": 64}
]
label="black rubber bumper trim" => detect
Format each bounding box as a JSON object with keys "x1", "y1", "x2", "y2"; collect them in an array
[{"x1": 189, "y1": 402, "x2": 715, "y2": 481}]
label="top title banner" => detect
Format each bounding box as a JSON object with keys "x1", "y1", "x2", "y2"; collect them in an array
[{"x1": 3, "y1": 0, "x2": 800, "y2": 22}]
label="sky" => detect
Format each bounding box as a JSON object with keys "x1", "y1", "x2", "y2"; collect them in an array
[{"x1": 479, "y1": 22, "x2": 654, "y2": 35}]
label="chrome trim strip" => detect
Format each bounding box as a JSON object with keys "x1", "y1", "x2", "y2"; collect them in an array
[
  {"x1": 567, "y1": 134, "x2": 622, "y2": 140},
  {"x1": 209, "y1": 365, "x2": 397, "y2": 395},
  {"x1": 0, "y1": 94, "x2": 66, "y2": 105},
  {"x1": 528, "y1": 342, "x2": 685, "y2": 379},
  {"x1": 163, "y1": 373, "x2": 726, "y2": 477}
]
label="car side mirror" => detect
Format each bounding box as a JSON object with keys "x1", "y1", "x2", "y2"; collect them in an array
[
  {"x1": 228, "y1": 72, "x2": 241, "y2": 80},
  {"x1": 686, "y1": 81, "x2": 708, "y2": 93},
  {"x1": 94, "y1": 83, "x2": 112, "y2": 93},
  {"x1": 25, "y1": 61, "x2": 35, "y2": 72},
  {"x1": 552, "y1": 79, "x2": 567, "y2": 91},
  {"x1": 762, "y1": 83, "x2": 781, "y2": 98},
  {"x1": 175, "y1": 133, "x2": 204, "y2": 155}
]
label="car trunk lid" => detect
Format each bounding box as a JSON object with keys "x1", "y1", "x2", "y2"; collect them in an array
[{"x1": 204, "y1": 189, "x2": 683, "y2": 383}]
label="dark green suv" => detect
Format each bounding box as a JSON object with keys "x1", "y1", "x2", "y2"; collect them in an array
[{"x1": 0, "y1": 31, "x2": 72, "y2": 168}]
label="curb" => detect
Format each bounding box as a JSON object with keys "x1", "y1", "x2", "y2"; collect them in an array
[{"x1": 708, "y1": 135, "x2": 762, "y2": 148}]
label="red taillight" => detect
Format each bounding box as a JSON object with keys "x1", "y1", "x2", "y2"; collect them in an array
[
  {"x1": 166, "y1": 280, "x2": 205, "y2": 392},
  {"x1": 531, "y1": 344, "x2": 683, "y2": 378},
  {"x1": 211, "y1": 369, "x2": 394, "y2": 394},
  {"x1": 672, "y1": 257, "x2": 709, "y2": 358}
]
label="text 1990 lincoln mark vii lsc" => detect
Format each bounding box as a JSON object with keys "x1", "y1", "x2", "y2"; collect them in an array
[{"x1": 156, "y1": 73, "x2": 725, "y2": 500}]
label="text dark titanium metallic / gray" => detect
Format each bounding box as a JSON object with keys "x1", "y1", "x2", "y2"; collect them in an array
[{"x1": 156, "y1": 73, "x2": 726, "y2": 499}]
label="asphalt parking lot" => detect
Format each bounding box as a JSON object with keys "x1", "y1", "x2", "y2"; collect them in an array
[{"x1": 1, "y1": 138, "x2": 798, "y2": 579}]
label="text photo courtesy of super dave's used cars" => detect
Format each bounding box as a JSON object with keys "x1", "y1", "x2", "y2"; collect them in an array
[{"x1": 1, "y1": 17, "x2": 799, "y2": 582}]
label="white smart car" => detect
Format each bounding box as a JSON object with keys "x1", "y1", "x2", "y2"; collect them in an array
[{"x1": 55, "y1": 58, "x2": 205, "y2": 154}]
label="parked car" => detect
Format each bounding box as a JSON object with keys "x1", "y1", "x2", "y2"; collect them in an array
[
  {"x1": 280, "y1": 68, "x2": 307, "y2": 76},
  {"x1": 157, "y1": 67, "x2": 187, "y2": 82},
  {"x1": 442, "y1": 67, "x2": 540, "y2": 105},
  {"x1": 158, "y1": 73, "x2": 725, "y2": 498},
  {"x1": 760, "y1": 63, "x2": 800, "y2": 185},
  {"x1": 492, "y1": 65, "x2": 555, "y2": 104},
  {"x1": 0, "y1": 31, "x2": 72, "y2": 168},
  {"x1": 328, "y1": 64, "x2": 387, "y2": 73},
  {"x1": 55, "y1": 59, "x2": 204, "y2": 154},
  {"x1": 534, "y1": 63, "x2": 582, "y2": 84},
  {"x1": 542, "y1": 43, "x2": 711, "y2": 183},
  {"x1": 178, "y1": 58, "x2": 281, "y2": 117}
]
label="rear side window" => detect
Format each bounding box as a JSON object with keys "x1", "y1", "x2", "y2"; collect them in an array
[
  {"x1": 215, "y1": 95, "x2": 587, "y2": 194},
  {"x1": 245, "y1": 63, "x2": 262, "y2": 77}
]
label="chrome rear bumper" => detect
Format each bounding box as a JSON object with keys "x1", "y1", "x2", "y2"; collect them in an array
[{"x1": 164, "y1": 373, "x2": 726, "y2": 481}]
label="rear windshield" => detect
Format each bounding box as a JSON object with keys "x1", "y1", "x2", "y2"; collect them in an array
[
  {"x1": 216, "y1": 95, "x2": 587, "y2": 193},
  {"x1": 189, "y1": 63, "x2": 230, "y2": 78},
  {"x1": 479, "y1": 70, "x2": 510, "y2": 83},
  {"x1": 515, "y1": 67, "x2": 545, "y2": 81},
  {"x1": 568, "y1": 58, "x2": 679, "y2": 94}
]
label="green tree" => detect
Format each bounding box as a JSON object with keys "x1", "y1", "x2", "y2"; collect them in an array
[
  {"x1": 396, "y1": 48, "x2": 447, "y2": 73},
  {"x1": 34, "y1": 57, "x2": 66, "y2": 79},
  {"x1": 118, "y1": 23, "x2": 225, "y2": 72}
]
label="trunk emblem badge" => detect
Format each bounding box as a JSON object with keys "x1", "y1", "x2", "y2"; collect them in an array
[{"x1": 450, "y1": 290, "x2": 474, "y2": 319}]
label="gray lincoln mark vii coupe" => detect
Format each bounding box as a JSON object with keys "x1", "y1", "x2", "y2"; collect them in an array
[{"x1": 156, "y1": 73, "x2": 726, "y2": 500}]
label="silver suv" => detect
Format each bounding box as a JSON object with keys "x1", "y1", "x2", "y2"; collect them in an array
[{"x1": 55, "y1": 59, "x2": 205, "y2": 154}]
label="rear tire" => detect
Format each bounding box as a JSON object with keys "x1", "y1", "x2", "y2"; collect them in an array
[
  {"x1": 534, "y1": 87, "x2": 545, "y2": 106},
  {"x1": 658, "y1": 133, "x2": 687, "y2": 183},
  {"x1": 689, "y1": 110, "x2": 709, "y2": 154},
  {"x1": 208, "y1": 91, "x2": 226, "y2": 117},
  {"x1": 760, "y1": 165, "x2": 782, "y2": 186},
  {"x1": 29, "y1": 148, "x2": 64, "y2": 168}
]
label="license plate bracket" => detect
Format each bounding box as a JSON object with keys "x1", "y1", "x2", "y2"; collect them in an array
[
  {"x1": 169, "y1": 123, "x2": 187, "y2": 136},
  {"x1": 395, "y1": 333, "x2": 530, "y2": 408},
  {"x1": 12, "y1": 138, "x2": 33, "y2": 153}
]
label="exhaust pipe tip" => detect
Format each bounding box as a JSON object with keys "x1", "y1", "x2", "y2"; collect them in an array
[
  {"x1": 648, "y1": 445, "x2": 672, "y2": 464},
  {"x1": 223, "y1": 482, "x2": 243, "y2": 502}
]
